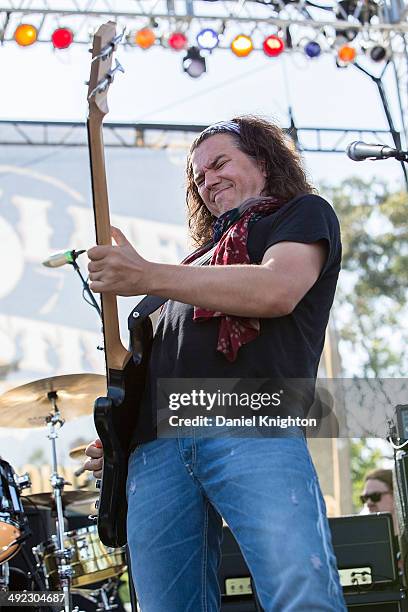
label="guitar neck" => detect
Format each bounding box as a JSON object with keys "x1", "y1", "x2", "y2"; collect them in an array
[{"x1": 87, "y1": 114, "x2": 131, "y2": 372}]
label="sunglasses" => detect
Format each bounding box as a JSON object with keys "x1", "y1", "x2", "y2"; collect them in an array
[{"x1": 360, "y1": 491, "x2": 390, "y2": 504}]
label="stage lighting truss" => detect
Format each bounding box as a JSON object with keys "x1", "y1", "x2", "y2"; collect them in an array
[
  {"x1": 1, "y1": 0, "x2": 408, "y2": 144},
  {"x1": 1, "y1": 0, "x2": 406, "y2": 54}
]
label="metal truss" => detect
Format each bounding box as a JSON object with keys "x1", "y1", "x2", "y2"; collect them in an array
[
  {"x1": 0, "y1": 119, "x2": 394, "y2": 153},
  {"x1": 1, "y1": 1, "x2": 408, "y2": 164},
  {"x1": 2, "y1": 0, "x2": 408, "y2": 47}
]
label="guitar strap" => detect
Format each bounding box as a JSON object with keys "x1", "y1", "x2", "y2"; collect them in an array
[{"x1": 127, "y1": 241, "x2": 217, "y2": 329}]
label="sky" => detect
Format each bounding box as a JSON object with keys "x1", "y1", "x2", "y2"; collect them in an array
[{"x1": 1, "y1": 31, "x2": 406, "y2": 188}]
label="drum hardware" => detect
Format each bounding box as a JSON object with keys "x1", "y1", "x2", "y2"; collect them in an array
[
  {"x1": 24, "y1": 491, "x2": 99, "y2": 510},
  {"x1": 0, "y1": 561, "x2": 10, "y2": 591},
  {"x1": 33, "y1": 525, "x2": 126, "y2": 592},
  {"x1": 0, "y1": 458, "x2": 31, "y2": 565},
  {"x1": 45, "y1": 391, "x2": 76, "y2": 612},
  {"x1": 0, "y1": 375, "x2": 130, "y2": 611},
  {"x1": 0, "y1": 373, "x2": 105, "y2": 428},
  {"x1": 16, "y1": 473, "x2": 32, "y2": 491},
  {"x1": 72, "y1": 577, "x2": 121, "y2": 611},
  {"x1": 0, "y1": 458, "x2": 48, "y2": 598}
]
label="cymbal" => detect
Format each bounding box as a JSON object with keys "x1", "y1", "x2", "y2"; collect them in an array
[
  {"x1": 69, "y1": 444, "x2": 87, "y2": 461},
  {"x1": 0, "y1": 374, "x2": 106, "y2": 428},
  {"x1": 23, "y1": 490, "x2": 98, "y2": 509}
]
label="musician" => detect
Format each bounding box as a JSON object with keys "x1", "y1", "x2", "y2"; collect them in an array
[
  {"x1": 361, "y1": 468, "x2": 398, "y2": 534},
  {"x1": 85, "y1": 116, "x2": 346, "y2": 611}
]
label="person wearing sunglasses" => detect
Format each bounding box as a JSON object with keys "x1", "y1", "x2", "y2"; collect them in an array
[{"x1": 361, "y1": 468, "x2": 398, "y2": 534}]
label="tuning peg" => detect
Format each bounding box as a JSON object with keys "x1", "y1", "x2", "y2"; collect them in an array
[
  {"x1": 87, "y1": 58, "x2": 124, "y2": 100},
  {"x1": 108, "y1": 58, "x2": 125, "y2": 80},
  {"x1": 91, "y1": 29, "x2": 126, "y2": 63}
]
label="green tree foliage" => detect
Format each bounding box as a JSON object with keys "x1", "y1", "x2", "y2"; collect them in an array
[
  {"x1": 350, "y1": 438, "x2": 385, "y2": 511},
  {"x1": 321, "y1": 177, "x2": 408, "y2": 377}
]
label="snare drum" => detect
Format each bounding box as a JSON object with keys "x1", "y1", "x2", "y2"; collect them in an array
[
  {"x1": 34, "y1": 525, "x2": 126, "y2": 589},
  {"x1": 0, "y1": 458, "x2": 25, "y2": 564}
]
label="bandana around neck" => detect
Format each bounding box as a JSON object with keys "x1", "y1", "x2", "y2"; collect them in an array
[{"x1": 189, "y1": 196, "x2": 281, "y2": 362}]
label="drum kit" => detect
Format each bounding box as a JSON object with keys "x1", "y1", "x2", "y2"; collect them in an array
[{"x1": 0, "y1": 373, "x2": 128, "y2": 612}]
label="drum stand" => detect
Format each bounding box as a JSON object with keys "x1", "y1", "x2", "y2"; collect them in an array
[
  {"x1": 73, "y1": 577, "x2": 120, "y2": 611},
  {"x1": 45, "y1": 391, "x2": 77, "y2": 612},
  {"x1": 0, "y1": 561, "x2": 10, "y2": 591}
]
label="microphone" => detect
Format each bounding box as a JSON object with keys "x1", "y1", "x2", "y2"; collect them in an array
[
  {"x1": 346, "y1": 141, "x2": 398, "y2": 161},
  {"x1": 42, "y1": 249, "x2": 86, "y2": 268}
]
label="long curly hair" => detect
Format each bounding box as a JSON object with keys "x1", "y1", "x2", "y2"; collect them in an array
[{"x1": 185, "y1": 115, "x2": 316, "y2": 246}]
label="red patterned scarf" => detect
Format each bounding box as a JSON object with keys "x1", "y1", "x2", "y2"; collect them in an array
[{"x1": 184, "y1": 196, "x2": 281, "y2": 362}]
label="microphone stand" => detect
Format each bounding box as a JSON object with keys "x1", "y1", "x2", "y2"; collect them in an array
[{"x1": 353, "y1": 60, "x2": 408, "y2": 190}]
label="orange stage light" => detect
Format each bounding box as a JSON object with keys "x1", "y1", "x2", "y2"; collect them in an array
[
  {"x1": 14, "y1": 24, "x2": 38, "y2": 47},
  {"x1": 338, "y1": 44, "x2": 356, "y2": 63},
  {"x1": 231, "y1": 34, "x2": 253, "y2": 57},
  {"x1": 134, "y1": 28, "x2": 156, "y2": 49}
]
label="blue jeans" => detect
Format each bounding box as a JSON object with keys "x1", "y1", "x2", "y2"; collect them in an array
[{"x1": 126, "y1": 429, "x2": 346, "y2": 611}]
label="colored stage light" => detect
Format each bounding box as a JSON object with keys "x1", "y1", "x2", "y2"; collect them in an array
[
  {"x1": 168, "y1": 32, "x2": 188, "y2": 51},
  {"x1": 51, "y1": 27, "x2": 73, "y2": 49},
  {"x1": 196, "y1": 28, "x2": 219, "y2": 50},
  {"x1": 183, "y1": 47, "x2": 206, "y2": 78},
  {"x1": 134, "y1": 28, "x2": 156, "y2": 49},
  {"x1": 263, "y1": 35, "x2": 284, "y2": 57},
  {"x1": 370, "y1": 45, "x2": 387, "y2": 62},
  {"x1": 338, "y1": 44, "x2": 356, "y2": 63},
  {"x1": 304, "y1": 41, "x2": 321, "y2": 58},
  {"x1": 14, "y1": 24, "x2": 38, "y2": 47},
  {"x1": 231, "y1": 34, "x2": 253, "y2": 57}
]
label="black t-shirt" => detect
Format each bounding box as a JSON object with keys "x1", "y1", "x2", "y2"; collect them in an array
[{"x1": 131, "y1": 194, "x2": 341, "y2": 444}]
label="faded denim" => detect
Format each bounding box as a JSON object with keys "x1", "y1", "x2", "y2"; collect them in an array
[{"x1": 126, "y1": 429, "x2": 346, "y2": 612}]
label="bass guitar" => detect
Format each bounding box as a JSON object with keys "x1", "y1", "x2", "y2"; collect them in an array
[{"x1": 87, "y1": 21, "x2": 153, "y2": 548}]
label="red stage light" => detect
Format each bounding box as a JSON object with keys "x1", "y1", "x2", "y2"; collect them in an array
[
  {"x1": 52, "y1": 28, "x2": 74, "y2": 49},
  {"x1": 168, "y1": 32, "x2": 188, "y2": 51},
  {"x1": 263, "y1": 35, "x2": 284, "y2": 57}
]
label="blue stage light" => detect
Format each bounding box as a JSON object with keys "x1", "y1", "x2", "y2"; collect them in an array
[
  {"x1": 196, "y1": 28, "x2": 219, "y2": 50},
  {"x1": 305, "y1": 41, "x2": 321, "y2": 58}
]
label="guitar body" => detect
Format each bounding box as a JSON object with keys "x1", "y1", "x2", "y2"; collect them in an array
[{"x1": 94, "y1": 317, "x2": 153, "y2": 548}]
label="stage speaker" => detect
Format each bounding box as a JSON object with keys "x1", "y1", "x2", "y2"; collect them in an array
[
  {"x1": 394, "y1": 450, "x2": 408, "y2": 586},
  {"x1": 345, "y1": 590, "x2": 408, "y2": 611}
]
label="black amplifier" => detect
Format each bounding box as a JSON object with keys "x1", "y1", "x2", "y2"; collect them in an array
[
  {"x1": 329, "y1": 513, "x2": 398, "y2": 590},
  {"x1": 219, "y1": 513, "x2": 402, "y2": 611}
]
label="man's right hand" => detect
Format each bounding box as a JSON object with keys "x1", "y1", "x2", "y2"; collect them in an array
[{"x1": 84, "y1": 438, "x2": 104, "y2": 479}]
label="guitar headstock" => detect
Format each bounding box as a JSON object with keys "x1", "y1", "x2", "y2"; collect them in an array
[{"x1": 87, "y1": 21, "x2": 124, "y2": 118}]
